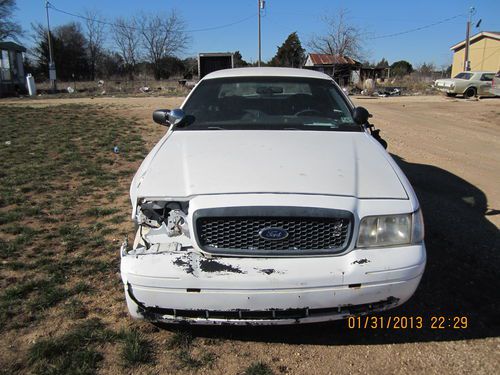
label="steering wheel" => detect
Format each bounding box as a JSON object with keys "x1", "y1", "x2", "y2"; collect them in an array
[
  {"x1": 240, "y1": 109, "x2": 266, "y2": 120},
  {"x1": 293, "y1": 108, "x2": 322, "y2": 117}
]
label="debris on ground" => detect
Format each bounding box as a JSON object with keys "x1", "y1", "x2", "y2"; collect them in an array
[{"x1": 375, "y1": 87, "x2": 402, "y2": 97}]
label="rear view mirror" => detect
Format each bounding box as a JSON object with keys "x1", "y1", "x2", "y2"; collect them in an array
[
  {"x1": 256, "y1": 86, "x2": 284, "y2": 94},
  {"x1": 352, "y1": 106, "x2": 370, "y2": 125}
]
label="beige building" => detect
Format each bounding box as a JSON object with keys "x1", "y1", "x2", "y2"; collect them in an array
[{"x1": 450, "y1": 31, "x2": 500, "y2": 77}]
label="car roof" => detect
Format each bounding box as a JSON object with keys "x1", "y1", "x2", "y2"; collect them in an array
[
  {"x1": 202, "y1": 67, "x2": 333, "y2": 81},
  {"x1": 457, "y1": 71, "x2": 495, "y2": 74}
]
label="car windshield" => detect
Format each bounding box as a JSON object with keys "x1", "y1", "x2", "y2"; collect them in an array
[
  {"x1": 178, "y1": 76, "x2": 361, "y2": 131},
  {"x1": 454, "y1": 72, "x2": 473, "y2": 80}
]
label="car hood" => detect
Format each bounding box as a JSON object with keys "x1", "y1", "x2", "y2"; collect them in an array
[{"x1": 132, "y1": 130, "x2": 408, "y2": 200}]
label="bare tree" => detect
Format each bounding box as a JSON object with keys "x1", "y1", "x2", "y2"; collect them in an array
[
  {"x1": 139, "y1": 10, "x2": 189, "y2": 80},
  {"x1": 416, "y1": 62, "x2": 436, "y2": 76},
  {"x1": 111, "y1": 17, "x2": 141, "y2": 79},
  {"x1": 0, "y1": 0, "x2": 22, "y2": 41},
  {"x1": 309, "y1": 9, "x2": 364, "y2": 60},
  {"x1": 84, "y1": 9, "x2": 106, "y2": 81}
]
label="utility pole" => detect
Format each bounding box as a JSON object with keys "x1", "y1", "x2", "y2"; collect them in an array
[
  {"x1": 45, "y1": 0, "x2": 57, "y2": 92},
  {"x1": 258, "y1": 0, "x2": 265, "y2": 67},
  {"x1": 464, "y1": 6, "x2": 475, "y2": 71}
]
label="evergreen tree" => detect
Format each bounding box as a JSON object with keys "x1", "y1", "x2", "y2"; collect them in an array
[
  {"x1": 233, "y1": 51, "x2": 248, "y2": 67},
  {"x1": 390, "y1": 60, "x2": 413, "y2": 77},
  {"x1": 376, "y1": 58, "x2": 389, "y2": 68},
  {"x1": 269, "y1": 32, "x2": 305, "y2": 68},
  {"x1": 32, "y1": 22, "x2": 90, "y2": 81}
]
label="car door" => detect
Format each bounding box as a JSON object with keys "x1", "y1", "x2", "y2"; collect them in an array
[
  {"x1": 492, "y1": 72, "x2": 500, "y2": 96},
  {"x1": 478, "y1": 73, "x2": 494, "y2": 96}
]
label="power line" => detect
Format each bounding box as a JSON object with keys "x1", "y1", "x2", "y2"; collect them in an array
[
  {"x1": 187, "y1": 14, "x2": 255, "y2": 33},
  {"x1": 188, "y1": 14, "x2": 255, "y2": 33},
  {"x1": 46, "y1": 2, "x2": 470, "y2": 45},
  {"x1": 367, "y1": 14, "x2": 465, "y2": 40},
  {"x1": 46, "y1": 2, "x2": 256, "y2": 33}
]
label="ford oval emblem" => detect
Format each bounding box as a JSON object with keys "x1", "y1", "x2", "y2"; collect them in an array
[{"x1": 259, "y1": 227, "x2": 289, "y2": 240}]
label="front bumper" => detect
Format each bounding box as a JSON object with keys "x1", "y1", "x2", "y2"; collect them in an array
[
  {"x1": 435, "y1": 86, "x2": 456, "y2": 93},
  {"x1": 120, "y1": 243, "x2": 426, "y2": 325}
]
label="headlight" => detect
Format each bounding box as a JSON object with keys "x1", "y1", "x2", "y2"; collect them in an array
[{"x1": 357, "y1": 210, "x2": 424, "y2": 248}]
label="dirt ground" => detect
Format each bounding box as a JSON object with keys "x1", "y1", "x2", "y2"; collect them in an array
[{"x1": 1, "y1": 94, "x2": 499, "y2": 374}]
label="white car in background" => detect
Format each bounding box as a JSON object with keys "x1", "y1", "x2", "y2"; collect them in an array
[
  {"x1": 120, "y1": 67, "x2": 426, "y2": 325},
  {"x1": 434, "y1": 71, "x2": 495, "y2": 98}
]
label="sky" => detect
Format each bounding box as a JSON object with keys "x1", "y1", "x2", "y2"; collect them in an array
[{"x1": 13, "y1": 0, "x2": 500, "y2": 67}]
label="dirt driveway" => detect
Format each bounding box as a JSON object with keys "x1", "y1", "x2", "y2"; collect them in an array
[
  {"x1": 1, "y1": 94, "x2": 498, "y2": 374},
  {"x1": 354, "y1": 95, "x2": 499, "y2": 227}
]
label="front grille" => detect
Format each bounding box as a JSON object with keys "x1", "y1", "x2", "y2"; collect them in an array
[{"x1": 194, "y1": 207, "x2": 353, "y2": 255}]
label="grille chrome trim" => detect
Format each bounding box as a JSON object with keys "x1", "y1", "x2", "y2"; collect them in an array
[{"x1": 193, "y1": 206, "x2": 353, "y2": 256}]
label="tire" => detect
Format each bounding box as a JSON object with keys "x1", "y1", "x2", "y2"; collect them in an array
[
  {"x1": 464, "y1": 87, "x2": 476, "y2": 99},
  {"x1": 446, "y1": 93, "x2": 457, "y2": 97}
]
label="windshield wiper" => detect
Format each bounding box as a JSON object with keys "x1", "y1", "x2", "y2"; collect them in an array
[{"x1": 207, "y1": 126, "x2": 226, "y2": 130}]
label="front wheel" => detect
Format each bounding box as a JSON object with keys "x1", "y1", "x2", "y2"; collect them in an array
[
  {"x1": 464, "y1": 87, "x2": 476, "y2": 99},
  {"x1": 446, "y1": 93, "x2": 457, "y2": 97}
]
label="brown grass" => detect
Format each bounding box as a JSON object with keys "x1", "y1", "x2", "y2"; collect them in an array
[{"x1": 34, "y1": 78, "x2": 193, "y2": 98}]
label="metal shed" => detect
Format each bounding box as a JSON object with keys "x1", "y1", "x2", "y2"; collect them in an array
[
  {"x1": 303, "y1": 53, "x2": 361, "y2": 86},
  {"x1": 0, "y1": 41, "x2": 26, "y2": 97}
]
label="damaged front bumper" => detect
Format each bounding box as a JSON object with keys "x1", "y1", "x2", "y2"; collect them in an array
[{"x1": 120, "y1": 241, "x2": 426, "y2": 325}]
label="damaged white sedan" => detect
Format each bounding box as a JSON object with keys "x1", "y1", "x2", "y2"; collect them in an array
[{"x1": 120, "y1": 67, "x2": 426, "y2": 325}]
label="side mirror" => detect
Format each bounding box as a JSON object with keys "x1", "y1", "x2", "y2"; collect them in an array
[
  {"x1": 352, "y1": 106, "x2": 370, "y2": 125},
  {"x1": 152, "y1": 108, "x2": 186, "y2": 127},
  {"x1": 153, "y1": 109, "x2": 170, "y2": 126},
  {"x1": 167, "y1": 108, "x2": 186, "y2": 126}
]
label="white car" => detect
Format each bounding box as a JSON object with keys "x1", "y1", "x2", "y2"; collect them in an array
[
  {"x1": 120, "y1": 67, "x2": 426, "y2": 325},
  {"x1": 434, "y1": 71, "x2": 495, "y2": 98}
]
